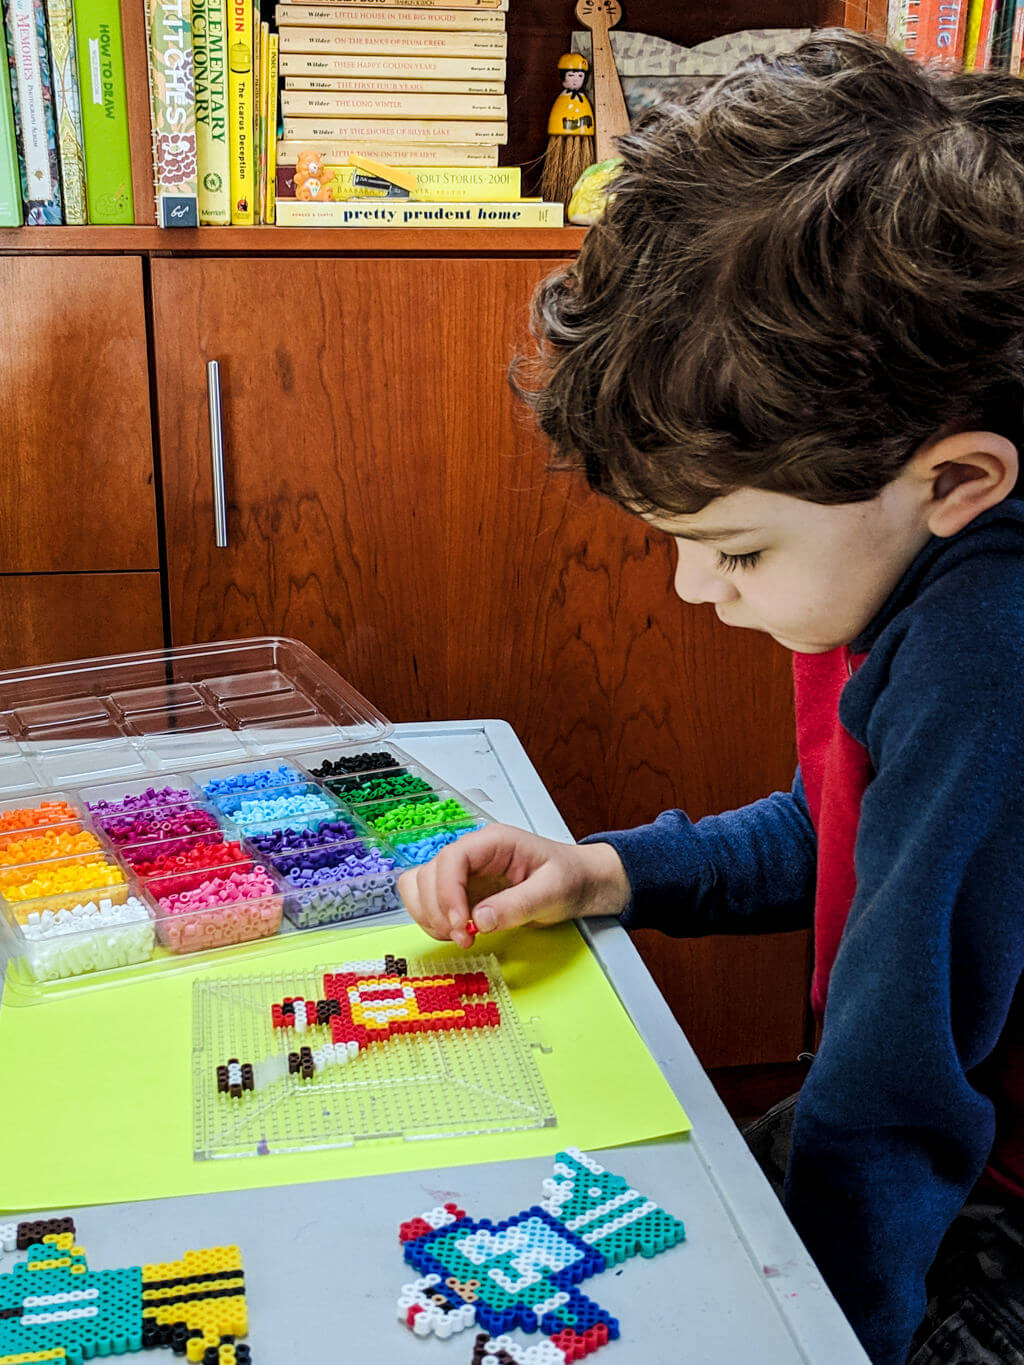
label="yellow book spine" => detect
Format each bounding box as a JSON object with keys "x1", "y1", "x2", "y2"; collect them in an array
[
  {"x1": 275, "y1": 198, "x2": 563, "y2": 226},
  {"x1": 258, "y1": 19, "x2": 269, "y2": 221},
  {"x1": 279, "y1": 90, "x2": 505, "y2": 118},
  {"x1": 276, "y1": 137, "x2": 498, "y2": 163},
  {"x1": 252, "y1": 10, "x2": 261, "y2": 220},
  {"x1": 194, "y1": 0, "x2": 231, "y2": 222},
  {"x1": 228, "y1": 0, "x2": 254, "y2": 223},
  {"x1": 278, "y1": 28, "x2": 506, "y2": 56},
  {"x1": 963, "y1": 0, "x2": 986, "y2": 68},
  {"x1": 273, "y1": 5, "x2": 505, "y2": 29},
  {"x1": 266, "y1": 32, "x2": 278, "y2": 220},
  {"x1": 281, "y1": 115, "x2": 506, "y2": 142},
  {"x1": 282, "y1": 75, "x2": 503, "y2": 92},
  {"x1": 277, "y1": 51, "x2": 505, "y2": 78},
  {"x1": 300, "y1": 161, "x2": 519, "y2": 199}
]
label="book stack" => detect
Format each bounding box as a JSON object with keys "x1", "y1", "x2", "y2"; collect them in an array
[
  {"x1": 892, "y1": 0, "x2": 1024, "y2": 73},
  {"x1": 0, "y1": 0, "x2": 134, "y2": 225},
  {"x1": 273, "y1": 0, "x2": 509, "y2": 172}
]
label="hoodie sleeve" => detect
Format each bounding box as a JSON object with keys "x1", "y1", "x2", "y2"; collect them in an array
[
  {"x1": 784, "y1": 559, "x2": 1024, "y2": 1365},
  {"x1": 580, "y1": 768, "x2": 817, "y2": 936}
]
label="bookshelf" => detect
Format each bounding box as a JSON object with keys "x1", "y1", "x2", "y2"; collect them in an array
[
  {"x1": 1, "y1": 0, "x2": 886, "y2": 232},
  {"x1": 0, "y1": 225, "x2": 587, "y2": 250},
  {"x1": 0, "y1": 1, "x2": 881, "y2": 1080}
]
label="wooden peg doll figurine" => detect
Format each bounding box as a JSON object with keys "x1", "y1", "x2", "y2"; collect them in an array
[{"x1": 541, "y1": 53, "x2": 596, "y2": 207}]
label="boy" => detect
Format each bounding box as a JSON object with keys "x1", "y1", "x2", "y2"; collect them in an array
[{"x1": 398, "y1": 30, "x2": 1024, "y2": 1365}]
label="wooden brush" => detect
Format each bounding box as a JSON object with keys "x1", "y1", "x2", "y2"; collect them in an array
[{"x1": 574, "y1": 0, "x2": 630, "y2": 163}]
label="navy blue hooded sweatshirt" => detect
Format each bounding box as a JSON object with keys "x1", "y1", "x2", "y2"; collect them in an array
[{"x1": 585, "y1": 498, "x2": 1024, "y2": 1364}]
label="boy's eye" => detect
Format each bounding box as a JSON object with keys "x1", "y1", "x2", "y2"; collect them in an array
[{"x1": 717, "y1": 550, "x2": 762, "y2": 572}]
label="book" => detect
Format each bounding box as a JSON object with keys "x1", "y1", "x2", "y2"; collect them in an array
[
  {"x1": 287, "y1": 0, "x2": 508, "y2": 8},
  {"x1": 278, "y1": 51, "x2": 504, "y2": 78},
  {"x1": 922, "y1": 0, "x2": 969, "y2": 63},
  {"x1": 282, "y1": 114, "x2": 506, "y2": 141},
  {"x1": 45, "y1": 0, "x2": 87, "y2": 223},
  {"x1": 227, "y1": 0, "x2": 253, "y2": 222},
  {"x1": 976, "y1": 0, "x2": 999, "y2": 63},
  {"x1": 964, "y1": 0, "x2": 987, "y2": 64},
  {"x1": 252, "y1": 1, "x2": 260, "y2": 218},
  {"x1": 192, "y1": 0, "x2": 230, "y2": 223},
  {"x1": 0, "y1": 18, "x2": 22, "y2": 223},
  {"x1": 265, "y1": 28, "x2": 277, "y2": 220},
  {"x1": 988, "y1": 0, "x2": 1015, "y2": 66},
  {"x1": 964, "y1": 0, "x2": 997, "y2": 64},
  {"x1": 72, "y1": 0, "x2": 134, "y2": 221},
  {"x1": 887, "y1": 0, "x2": 908, "y2": 45},
  {"x1": 278, "y1": 28, "x2": 506, "y2": 56},
  {"x1": 282, "y1": 74, "x2": 502, "y2": 91},
  {"x1": 257, "y1": 17, "x2": 268, "y2": 221},
  {"x1": 276, "y1": 158, "x2": 519, "y2": 199},
  {"x1": 280, "y1": 89, "x2": 505, "y2": 118},
  {"x1": 148, "y1": 0, "x2": 199, "y2": 226},
  {"x1": 275, "y1": 197, "x2": 563, "y2": 226},
  {"x1": 274, "y1": 5, "x2": 504, "y2": 29},
  {"x1": 277, "y1": 134, "x2": 497, "y2": 162},
  {"x1": 906, "y1": 0, "x2": 928, "y2": 56},
  {"x1": 1007, "y1": 0, "x2": 1024, "y2": 70},
  {"x1": 4, "y1": 0, "x2": 62, "y2": 223}
]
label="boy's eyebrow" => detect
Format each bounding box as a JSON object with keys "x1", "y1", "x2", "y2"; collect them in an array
[{"x1": 670, "y1": 525, "x2": 759, "y2": 543}]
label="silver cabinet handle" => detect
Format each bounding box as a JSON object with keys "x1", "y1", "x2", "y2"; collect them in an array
[{"x1": 207, "y1": 359, "x2": 229, "y2": 548}]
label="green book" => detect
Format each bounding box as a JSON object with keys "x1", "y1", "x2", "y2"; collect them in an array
[
  {"x1": 0, "y1": 18, "x2": 21, "y2": 224},
  {"x1": 192, "y1": 0, "x2": 230, "y2": 223},
  {"x1": 71, "y1": 0, "x2": 134, "y2": 222}
]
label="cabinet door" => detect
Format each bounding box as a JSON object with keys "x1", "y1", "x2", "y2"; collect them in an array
[
  {"x1": 153, "y1": 255, "x2": 807, "y2": 1068},
  {"x1": 0, "y1": 257, "x2": 158, "y2": 573},
  {"x1": 0, "y1": 574, "x2": 164, "y2": 670}
]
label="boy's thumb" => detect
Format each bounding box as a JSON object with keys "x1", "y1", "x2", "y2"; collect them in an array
[{"x1": 471, "y1": 885, "x2": 536, "y2": 934}]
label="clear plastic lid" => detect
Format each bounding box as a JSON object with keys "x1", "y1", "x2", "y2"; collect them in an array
[{"x1": 0, "y1": 638, "x2": 392, "y2": 801}]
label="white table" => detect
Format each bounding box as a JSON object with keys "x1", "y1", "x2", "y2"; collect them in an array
[{"x1": 0, "y1": 718, "x2": 869, "y2": 1365}]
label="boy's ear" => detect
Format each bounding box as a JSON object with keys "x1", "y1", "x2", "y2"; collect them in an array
[{"x1": 910, "y1": 431, "x2": 1019, "y2": 538}]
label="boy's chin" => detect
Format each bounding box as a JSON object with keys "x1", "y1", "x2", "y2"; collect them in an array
[
  {"x1": 769, "y1": 634, "x2": 841, "y2": 654},
  {"x1": 715, "y1": 607, "x2": 840, "y2": 653}
]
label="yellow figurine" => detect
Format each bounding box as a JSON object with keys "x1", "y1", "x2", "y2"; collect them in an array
[
  {"x1": 541, "y1": 53, "x2": 596, "y2": 208},
  {"x1": 547, "y1": 53, "x2": 595, "y2": 136}
]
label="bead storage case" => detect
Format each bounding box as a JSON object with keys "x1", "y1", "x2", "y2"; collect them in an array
[{"x1": 0, "y1": 640, "x2": 492, "y2": 1005}]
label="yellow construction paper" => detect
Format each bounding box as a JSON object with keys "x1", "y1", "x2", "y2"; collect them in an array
[{"x1": 0, "y1": 921, "x2": 690, "y2": 1212}]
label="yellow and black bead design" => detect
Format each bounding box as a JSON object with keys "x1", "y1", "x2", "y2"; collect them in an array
[{"x1": 141, "y1": 1248, "x2": 249, "y2": 1365}]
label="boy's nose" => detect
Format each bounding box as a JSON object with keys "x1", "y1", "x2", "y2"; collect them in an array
[{"x1": 673, "y1": 550, "x2": 740, "y2": 606}]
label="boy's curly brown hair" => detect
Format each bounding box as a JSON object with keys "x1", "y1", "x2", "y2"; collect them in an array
[{"x1": 515, "y1": 29, "x2": 1024, "y2": 514}]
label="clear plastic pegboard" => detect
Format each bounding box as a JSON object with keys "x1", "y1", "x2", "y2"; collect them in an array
[{"x1": 191, "y1": 954, "x2": 556, "y2": 1159}]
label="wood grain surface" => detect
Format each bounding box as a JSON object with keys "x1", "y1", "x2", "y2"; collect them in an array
[
  {"x1": 0, "y1": 257, "x2": 158, "y2": 573},
  {"x1": 0, "y1": 573, "x2": 164, "y2": 670},
  {"x1": 153, "y1": 255, "x2": 807, "y2": 1065},
  {"x1": 0, "y1": 227, "x2": 589, "y2": 255},
  {"x1": 119, "y1": 0, "x2": 157, "y2": 225}
]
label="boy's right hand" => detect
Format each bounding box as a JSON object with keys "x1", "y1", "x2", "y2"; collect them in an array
[{"x1": 397, "y1": 823, "x2": 632, "y2": 949}]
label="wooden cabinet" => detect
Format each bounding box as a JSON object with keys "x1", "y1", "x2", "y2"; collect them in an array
[
  {"x1": 0, "y1": 256, "x2": 162, "y2": 669},
  {"x1": 0, "y1": 257, "x2": 158, "y2": 573},
  {"x1": 0, "y1": 575, "x2": 164, "y2": 670},
  {"x1": 152, "y1": 252, "x2": 807, "y2": 1068}
]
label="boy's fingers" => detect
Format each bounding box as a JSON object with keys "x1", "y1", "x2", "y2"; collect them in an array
[
  {"x1": 471, "y1": 867, "x2": 562, "y2": 934},
  {"x1": 433, "y1": 843, "x2": 471, "y2": 932},
  {"x1": 397, "y1": 867, "x2": 451, "y2": 942}
]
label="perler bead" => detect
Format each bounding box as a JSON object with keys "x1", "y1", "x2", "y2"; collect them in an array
[
  {"x1": 0, "y1": 1225, "x2": 252, "y2": 1365},
  {"x1": 396, "y1": 1148, "x2": 685, "y2": 1363},
  {"x1": 219, "y1": 957, "x2": 500, "y2": 1095}
]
